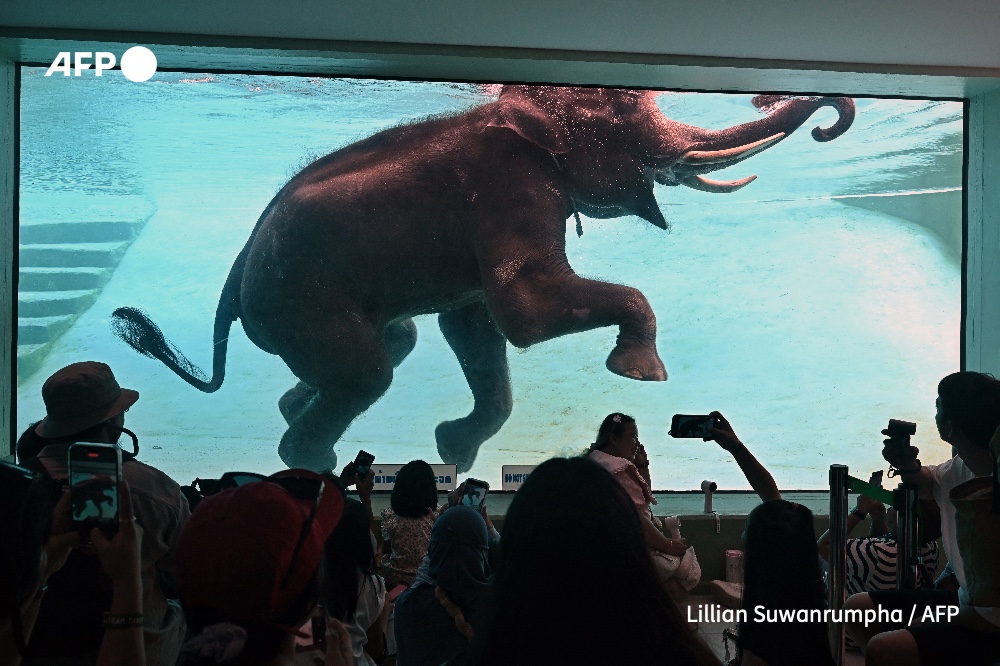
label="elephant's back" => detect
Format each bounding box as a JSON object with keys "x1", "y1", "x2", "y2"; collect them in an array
[
  {"x1": 286, "y1": 104, "x2": 497, "y2": 191},
  {"x1": 239, "y1": 162, "x2": 485, "y2": 331}
]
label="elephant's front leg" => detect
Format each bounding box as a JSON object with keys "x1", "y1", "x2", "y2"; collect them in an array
[
  {"x1": 436, "y1": 301, "x2": 513, "y2": 473},
  {"x1": 483, "y1": 256, "x2": 667, "y2": 382}
]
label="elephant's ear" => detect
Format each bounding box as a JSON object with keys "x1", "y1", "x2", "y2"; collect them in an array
[{"x1": 490, "y1": 89, "x2": 571, "y2": 155}]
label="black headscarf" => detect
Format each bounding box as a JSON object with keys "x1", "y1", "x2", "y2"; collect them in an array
[{"x1": 424, "y1": 506, "x2": 490, "y2": 607}]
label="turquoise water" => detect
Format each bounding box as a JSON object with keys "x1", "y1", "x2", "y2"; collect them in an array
[{"x1": 17, "y1": 69, "x2": 963, "y2": 489}]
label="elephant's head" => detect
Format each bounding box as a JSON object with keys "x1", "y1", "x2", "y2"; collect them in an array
[{"x1": 491, "y1": 86, "x2": 855, "y2": 229}]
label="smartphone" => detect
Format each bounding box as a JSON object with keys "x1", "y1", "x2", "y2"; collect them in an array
[
  {"x1": 669, "y1": 414, "x2": 719, "y2": 439},
  {"x1": 68, "y1": 443, "x2": 122, "y2": 537},
  {"x1": 352, "y1": 450, "x2": 375, "y2": 478},
  {"x1": 387, "y1": 584, "x2": 408, "y2": 602},
  {"x1": 461, "y1": 478, "x2": 490, "y2": 510}
]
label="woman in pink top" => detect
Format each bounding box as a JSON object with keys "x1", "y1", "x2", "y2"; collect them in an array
[{"x1": 587, "y1": 413, "x2": 687, "y2": 559}]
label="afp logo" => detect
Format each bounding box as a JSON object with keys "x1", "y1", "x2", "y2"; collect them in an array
[{"x1": 45, "y1": 46, "x2": 157, "y2": 82}]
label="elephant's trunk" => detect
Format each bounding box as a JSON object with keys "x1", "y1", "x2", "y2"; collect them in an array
[
  {"x1": 677, "y1": 96, "x2": 856, "y2": 161},
  {"x1": 752, "y1": 95, "x2": 855, "y2": 142}
]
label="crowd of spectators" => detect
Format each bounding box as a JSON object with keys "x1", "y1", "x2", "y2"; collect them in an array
[{"x1": 3, "y1": 362, "x2": 999, "y2": 665}]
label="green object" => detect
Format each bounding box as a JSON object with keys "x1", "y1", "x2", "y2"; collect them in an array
[
  {"x1": 846, "y1": 476, "x2": 894, "y2": 505},
  {"x1": 847, "y1": 475, "x2": 926, "y2": 546}
]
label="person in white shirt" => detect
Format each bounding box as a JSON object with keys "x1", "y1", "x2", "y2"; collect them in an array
[{"x1": 845, "y1": 371, "x2": 1000, "y2": 666}]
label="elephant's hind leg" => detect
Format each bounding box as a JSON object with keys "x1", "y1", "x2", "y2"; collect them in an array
[
  {"x1": 278, "y1": 381, "x2": 317, "y2": 424},
  {"x1": 275, "y1": 311, "x2": 394, "y2": 472},
  {"x1": 436, "y1": 301, "x2": 513, "y2": 473},
  {"x1": 279, "y1": 320, "x2": 413, "y2": 431},
  {"x1": 384, "y1": 318, "x2": 418, "y2": 368}
]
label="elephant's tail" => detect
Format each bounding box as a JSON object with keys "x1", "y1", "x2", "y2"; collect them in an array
[
  {"x1": 112, "y1": 197, "x2": 274, "y2": 393},
  {"x1": 111, "y1": 301, "x2": 235, "y2": 393},
  {"x1": 111, "y1": 249, "x2": 244, "y2": 393}
]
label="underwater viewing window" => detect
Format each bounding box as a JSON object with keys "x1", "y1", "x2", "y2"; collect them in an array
[{"x1": 15, "y1": 67, "x2": 964, "y2": 490}]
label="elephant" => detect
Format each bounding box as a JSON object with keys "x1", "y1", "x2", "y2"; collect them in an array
[{"x1": 112, "y1": 85, "x2": 855, "y2": 473}]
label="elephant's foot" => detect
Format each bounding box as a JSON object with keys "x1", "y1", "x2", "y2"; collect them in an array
[
  {"x1": 435, "y1": 419, "x2": 486, "y2": 474},
  {"x1": 278, "y1": 429, "x2": 338, "y2": 473},
  {"x1": 278, "y1": 382, "x2": 318, "y2": 425},
  {"x1": 606, "y1": 339, "x2": 667, "y2": 381}
]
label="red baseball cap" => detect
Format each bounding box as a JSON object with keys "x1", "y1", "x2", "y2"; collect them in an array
[{"x1": 176, "y1": 469, "x2": 343, "y2": 628}]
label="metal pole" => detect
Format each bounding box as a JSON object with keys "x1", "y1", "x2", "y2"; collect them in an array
[
  {"x1": 828, "y1": 464, "x2": 848, "y2": 666},
  {"x1": 895, "y1": 483, "x2": 919, "y2": 589}
]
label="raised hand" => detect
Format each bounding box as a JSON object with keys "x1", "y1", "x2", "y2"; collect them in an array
[
  {"x1": 706, "y1": 411, "x2": 743, "y2": 451},
  {"x1": 90, "y1": 481, "x2": 143, "y2": 586},
  {"x1": 45, "y1": 488, "x2": 81, "y2": 577},
  {"x1": 880, "y1": 427, "x2": 920, "y2": 472},
  {"x1": 324, "y1": 616, "x2": 356, "y2": 666},
  {"x1": 855, "y1": 494, "x2": 885, "y2": 517}
]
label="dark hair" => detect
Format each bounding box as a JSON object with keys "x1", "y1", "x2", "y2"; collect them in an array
[
  {"x1": 464, "y1": 456, "x2": 716, "y2": 666},
  {"x1": 739, "y1": 500, "x2": 833, "y2": 666},
  {"x1": 938, "y1": 372, "x2": 1000, "y2": 451},
  {"x1": 589, "y1": 412, "x2": 636, "y2": 452},
  {"x1": 1, "y1": 463, "x2": 54, "y2": 619},
  {"x1": 320, "y1": 498, "x2": 377, "y2": 621},
  {"x1": 391, "y1": 460, "x2": 438, "y2": 518},
  {"x1": 181, "y1": 578, "x2": 319, "y2": 666}
]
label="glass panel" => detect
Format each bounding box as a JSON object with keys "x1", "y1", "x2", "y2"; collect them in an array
[{"x1": 17, "y1": 69, "x2": 962, "y2": 489}]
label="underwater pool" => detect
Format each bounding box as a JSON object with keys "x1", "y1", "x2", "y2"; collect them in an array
[{"x1": 16, "y1": 70, "x2": 963, "y2": 489}]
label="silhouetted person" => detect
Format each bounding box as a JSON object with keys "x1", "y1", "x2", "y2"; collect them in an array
[{"x1": 18, "y1": 361, "x2": 190, "y2": 666}]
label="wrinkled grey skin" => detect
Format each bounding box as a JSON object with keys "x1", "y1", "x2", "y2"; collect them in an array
[{"x1": 113, "y1": 86, "x2": 854, "y2": 473}]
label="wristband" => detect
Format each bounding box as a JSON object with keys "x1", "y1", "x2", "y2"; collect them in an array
[
  {"x1": 889, "y1": 459, "x2": 921, "y2": 477},
  {"x1": 850, "y1": 508, "x2": 868, "y2": 520},
  {"x1": 103, "y1": 613, "x2": 144, "y2": 629}
]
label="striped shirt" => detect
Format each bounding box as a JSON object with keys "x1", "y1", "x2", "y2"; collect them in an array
[{"x1": 845, "y1": 537, "x2": 940, "y2": 596}]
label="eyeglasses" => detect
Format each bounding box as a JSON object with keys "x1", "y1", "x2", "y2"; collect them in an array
[
  {"x1": 269, "y1": 475, "x2": 325, "y2": 589},
  {"x1": 219, "y1": 471, "x2": 267, "y2": 489}
]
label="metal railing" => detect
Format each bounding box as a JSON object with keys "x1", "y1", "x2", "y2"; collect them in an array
[{"x1": 827, "y1": 465, "x2": 919, "y2": 665}]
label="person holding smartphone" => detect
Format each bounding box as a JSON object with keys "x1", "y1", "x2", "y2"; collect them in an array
[
  {"x1": 704, "y1": 412, "x2": 836, "y2": 666},
  {"x1": 16, "y1": 361, "x2": 190, "y2": 666},
  {"x1": 394, "y1": 506, "x2": 492, "y2": 666},
  {"x1": 380, "y1": 460, "x2": 441, "y2": 589},
  {"x1": 339, "y1": 452, "x2": 378, "y2": 539},
  {"x1": 586, "y1": 414, "x2": 689, "y2": 569},
  {"x1": 703, "y1": 411, "x2": 781, "y2": 503},
  {"x1": 1, "y1": 461, "x2": 147, "y2": 666},
  {"x1": 587, "y1": 412, "x2": 700, "y2": 601},
  {"x1": 444, "y1": 480, "x2": 500, "y2": 547}
]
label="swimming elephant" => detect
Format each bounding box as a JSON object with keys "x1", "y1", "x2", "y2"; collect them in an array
[{"x1": 113, "y1": 86, "x2": 855, "y2": 473}]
